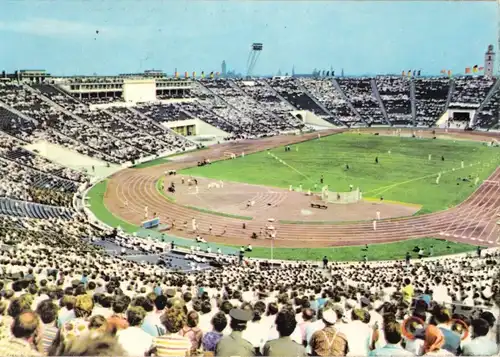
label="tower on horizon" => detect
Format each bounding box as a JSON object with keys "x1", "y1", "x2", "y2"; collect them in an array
[
  {"x1": 221, "y1": 60, "x2": 227, "y2": 77},
  {"x1": 484, "y1": 44, "x2": 495, "y2": 78}
]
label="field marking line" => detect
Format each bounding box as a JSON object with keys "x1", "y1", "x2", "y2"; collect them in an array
[
  {"x1": 268, "y1": 152, "x2": 316, "y2": 184},
  {"x1": 365, "y1": 161, "x2": 484, "y2": 196}
]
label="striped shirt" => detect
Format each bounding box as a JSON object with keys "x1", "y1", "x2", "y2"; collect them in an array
[
  {"x1": 40, "y1": 324, "x2": 58, "y2": 354},
  {"x1": 152, "y1": 333, "x2": 191, "y2": 357}
]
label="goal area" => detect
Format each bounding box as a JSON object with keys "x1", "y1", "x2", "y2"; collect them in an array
[{"x1": 320, "y1": 186, "x2": 362, "y2": 204}]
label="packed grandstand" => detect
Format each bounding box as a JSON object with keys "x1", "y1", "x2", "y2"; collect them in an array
[{"x1": 0, "y1": 71, "x2": 498, "y2": 356}]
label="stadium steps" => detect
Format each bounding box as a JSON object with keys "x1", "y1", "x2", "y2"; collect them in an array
[
  {"x1": 229, "y1": 81, "x2": 287, "y2": 129},
  {"x1": 196, "y1": 81, "x2": 256, "y2": 124},
  {"x1": 472, "y1": 78, "x2": 500, "y2": 129},
  {"x1": 23, "y1": 84, "x2": 150, "y2": 156},
  {"x1": 101, "y1": 107, "x2": 176, "y2": 150},
  {"x1": 0, "y1": 197, "x2": 73, "y2": 220},
  {"x1": 261, "y1": 80, "x2": 297, "y2": 111},
  {"x1": 126, "y1": 107, "x2": 198, "y2": 147},
  {"x1": 370, "y1": 79, "x2": 392, "y2": 126},
  {"x1": 409, "y1": 80, "x2": 417, "y2": 126},
  {"x1": 331, "y1": 79, "x2": 368, "y2": 127},
  {"x1": 298, "y1": 81, "x2": 346, "y2": 127},
  {"x1": 0, "y1": 155, "x2": 80, "y2": 190}
]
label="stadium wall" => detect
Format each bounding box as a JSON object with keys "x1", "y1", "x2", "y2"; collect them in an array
[
  {"x1": 122, "y1": 79, "x2": 156, "y2": 102},
  {"x1": 290, "y1": 110, "x2": 335, "y2": 128},
  {"x1": 162, "y1": 118, "x2": 229, "y2": 137}
]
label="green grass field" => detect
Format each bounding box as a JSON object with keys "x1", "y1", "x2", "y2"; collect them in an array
[{"x1": 182, "y1": 133, "x2": 500, "y2": 213}]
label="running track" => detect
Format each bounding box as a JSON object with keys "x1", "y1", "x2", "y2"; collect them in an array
[{"x1": 104, "y1": 129, "x2": 500, "y2": 249}]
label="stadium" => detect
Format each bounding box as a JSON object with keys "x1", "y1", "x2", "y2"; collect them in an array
[{"x1": 0, "y1": 1, "x2": 499, "y2": 356}]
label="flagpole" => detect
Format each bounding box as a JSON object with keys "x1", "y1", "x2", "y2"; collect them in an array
[{"x1": 271, "y1": 235, "x2": 274, "y2": 268}]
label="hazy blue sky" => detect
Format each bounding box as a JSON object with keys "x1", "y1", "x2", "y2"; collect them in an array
[{"x1": 0, "y1": 1, "x2": 496, "y2": 76}]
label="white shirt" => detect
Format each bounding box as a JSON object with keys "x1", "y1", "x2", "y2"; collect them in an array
[
  {"x1": 117, "y1": 326, "x2": 153, "y2": 357},
  {"x1": 343, "y1": 320, "x2": 372, "y2": 356}
]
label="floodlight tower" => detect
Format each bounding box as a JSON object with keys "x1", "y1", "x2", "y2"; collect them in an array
[{"x1": 247, "y1": 43, "x2": 263, "y2": 78}]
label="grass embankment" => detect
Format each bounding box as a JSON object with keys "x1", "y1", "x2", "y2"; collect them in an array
[
  {"x1": 181, "y1": 133, "x2": 500, "y2": 213},
  {"x1": 87, "y1": 180, "x2": 137, "y2": 233}
]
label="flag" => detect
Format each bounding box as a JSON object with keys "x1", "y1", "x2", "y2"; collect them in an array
[
  {"x1": 210, "y1": 71, "x2": 214, "y2": 79},
  {"x1": 184, "y1": 71, "x2": 189, "y2": 78},
  {"x1": 479, "y1": 67, "x2": 484, "y2": 71},
  {"x1": 440, "y1": 69, "x2": 446, "y2": 74},
  {"x1": 413, "y1": 70, "x2": 416, "y2": 77},
  {"x1": 417, "y1": 70, "x2": 421, "y2": 76},
  {"x1": 472, "y1": 65, "x2": 478, "y2": 73},
  {"x1": 174, "y1": 71, "x2": 179, "y2": 78},
  {"x1": 407, "y1": 71, "x2": 412, "y2": 77},
  {"x1": 332, "y1": 70, "x2": 335, "y2": 77},
  {"x1": 216, "y1": 72, "x2": 220, "y2": 77},
  {"x1": 326, "y1": 71, "x2": 330, "y2": 76},
  {"x1": 465, "y1": 67, "x2": 471, "y2": 74},
  {"x1": 192, "y1": 71, "x2": 196, "y2": 78},
  {"x1": 402, "y1": 71, "x2": 406, "y2": 77},
  {"x1": 447, "y1": 70, "x2": 452, "y2": 77},
  {"x1": 201, "y1": 71, "x2": 205, "y2": 79}
]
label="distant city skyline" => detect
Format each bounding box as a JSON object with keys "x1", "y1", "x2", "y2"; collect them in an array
[{"x1": 0, "y1": 1, "x2": 496, "y2": 76}]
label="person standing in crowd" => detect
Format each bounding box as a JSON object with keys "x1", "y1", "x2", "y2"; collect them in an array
[
  {"x1": 262, "y1": 308, "x2": 307, "y2": 357},
  {"x1": 401, "y1": 278, "x2": 414, "y2": 305},
  {"x1": 309, "y1": 307, "x2": 348, "y2": 356},
  {"x1": 215, "y1": 308, "x2": 255, "y2": 357}
]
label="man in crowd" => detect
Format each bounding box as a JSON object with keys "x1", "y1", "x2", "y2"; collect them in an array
[
  {"x1": 262, "y1": 308, "x2": 307, "y2": 356},
  {"x1": 215, "y1": 308, "x2": 255, "y2": 357}
]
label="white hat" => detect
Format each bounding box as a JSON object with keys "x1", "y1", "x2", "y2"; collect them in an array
[{"x1": 322, "y1": 309, "x2": 337, "y2": 325}]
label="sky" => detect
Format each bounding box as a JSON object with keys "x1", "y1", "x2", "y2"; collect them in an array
[{"x1": 0, "y1": 0, "x2": 496, "y2": 76}]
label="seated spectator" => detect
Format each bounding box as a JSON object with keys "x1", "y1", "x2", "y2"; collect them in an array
[
  {"x1": 117, "y1": 306, "x2": 152, "y2": 356},
  {"x1": 202, "y1": 312, "x2": 227, "y2": 353},
  {"x1": 215, "y1": 308, "x2": 255, "y2": 357},
  {"x1": 369, "y1": 321, "x2": 412, "y2": 356},
  {"x1": 462, "y1": 318, "x2": 498, "y2": 356},
  {"x1": 147, "y1": 307, "x2": 191, "y2": 357},
  {"x1": 107, "y1": 294, "x2": 130, "y2": 332},
  {"x1": 180, "y1": 310, "x2": 203, "y2": 354},
  {"x1": 342, "y1": 308, "x2": 373, "y2": 356},
  {"x1": 35, "y1": 299, "x2": 59, "y2": 354},
  {"x1": 143, "y1": 294, "x2": 168, "y2": 337},
  {"x1": 431, "y1": 305, "x2": 461, "y2": 354},
  {"x1": 422, "y1": 325, "x2": 454, "y2": 357},
  {"x1": 309, "y1": 307, "x2": 348, "y2": 356},
  {"x1": 263, "y1": 308, "x2": 307, "y2": 357},
  {"x1": 0, "y1": 310, "x2": 43, "y2": 356}
]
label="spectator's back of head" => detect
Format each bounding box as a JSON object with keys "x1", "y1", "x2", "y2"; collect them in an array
[
  {"x1": 471, "y1": 318, "x2": 490, "y2": 338},
  {"x1": 211, "y1": 312, "x2": 227, "y2": 333},
  {"x1": 54, "y1": 333, "x2": 126, "y2": 356},
  {"x1": 384, "y1": 321, "x2": 403, "y2": 344},
  {"x1": 12, "y1": 311, "x2": 40, "y2": 340},
  {"x1": 36, "y1": 299, "x2": 58, "y2": 324},
  {"x1": 275, "y1": 308, "x2": 297, "y2": 337}
]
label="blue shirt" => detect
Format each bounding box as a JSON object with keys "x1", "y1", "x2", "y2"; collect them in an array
[{"x1": 369, "y1": 343, "x2": 414, "y2": 356}]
